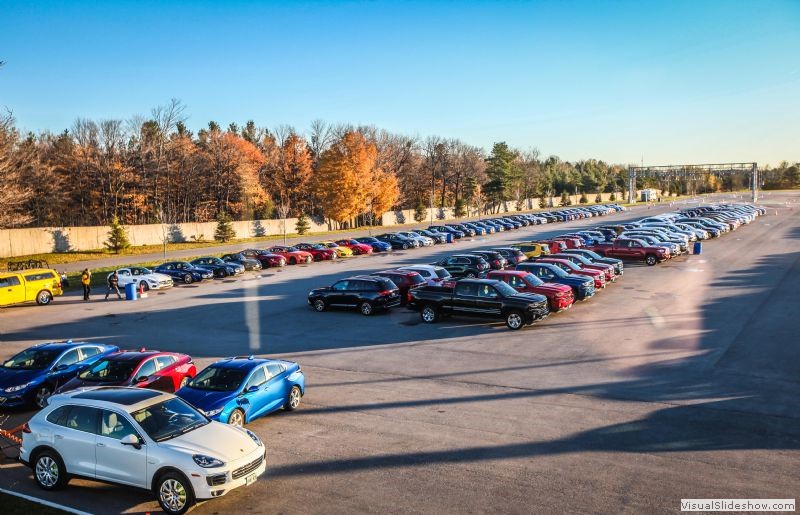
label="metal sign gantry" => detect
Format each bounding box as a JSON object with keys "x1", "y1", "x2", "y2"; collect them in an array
[{"x1": 627, "y1": 162, "x2": 758, "y2": 203}]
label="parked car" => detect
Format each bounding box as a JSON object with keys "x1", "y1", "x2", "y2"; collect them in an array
[
  {"x1": 191, "y1": 257, "x2": 243, "y2": 278},
  {"x1": 588, "y1": 238, "x2": 670, "y2": 266},
  {"x1": 20, "y1": 387, "x2": 267, "y2": 514},
  {"x1": 510, "y1": 242, "x2": 551, "y2": 259},
  {"x1": 467, "y1": 250, "x2": 508, "y2": 270},
  {"x1": 376, "y1": 232, "x2": 418, "y2": 250},
  {"x1": 491, "y1": 247, "x2": 529, "y2": 266},
  {"x1": 409, "y1": 279, "x2": 549, "y2": 330},
  {"x1": 240, "y1": 249, "x2": 286, "y2": 268},
  {"x1": 397, "y1": 265, "x2": 454, "y2": 286},
  {"x1": 370, "y1": 269, "x2": 426, "y2": 305},
  {"x1": 154, "y1": 262, "x2": 214, "y2": 284},
  {"x1": 0, "y1": 268, "x2": 63, "y2": 307},
  {"x1": 56, "y1": 351, "x2": 196, "y2": 394},
  {"x1": 111, "y1": 267, "x2": 173, "y2": 292},
  {"x1": 335, "y1": 239, "x2": 375, "y2": 255},
  {"x1": 561, "y1": 249, "x2": 624, "y2": 276},
  {"x1": 535, "y1": 257, "x2": 607, "y2": 289},
  {"x1": 220, "y1": 253, "x2": 263, "y2": 271},
  {"x1": 431, "y1": 254, "x2": 490, "y2": 278},
  {"x1": 398, "y1": 231, "x2": 434, "y2": 247},
  {"x1": 429, "y1": 225, "x2": 465, "y2": 239},
  {"x1": 515, "y1": 262, "x2": 596, "y2": 300},
  {"x1": 308, "y1": 275, "x2": 401, "y2": 316},
  {"x1": 294, "y1": 243, "x2": 338, "y2": 261},
  {"x1": 411, "y1": 229, "x2": 448, "y2": 244},
  {"x1": 550, "y1": 253, "x2": 616, "y2": 282},
  {"x1": 319, "y1": 241, "x2": 354, "y2": 257},
  {"x1": 177, "y1": 356, "x2": 305, "y2": 426},
  {"x1": 486, "y1": 270, "x2": 575, "y2": 312},
  {"x1": 354, "y1": 236, "x2": 393, "y2": 252},
  {"x1": 445, "y1": 223, "x2": 475, "y2": 237},
  {"x1": 0, "y1": 341, "x2": 119, "y2": 408},
  {"x1": 267, "y1": 246, "x2": 314, "y2": 265}
]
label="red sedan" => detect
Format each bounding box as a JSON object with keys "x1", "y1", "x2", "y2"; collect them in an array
[
  {"x1": 268, "y1": 245, "x2": 314, "y2": 265},
  {"x1": 487, "y1": 270, "x2": 575, "y2": 311},
  {"x1": 241, "y1": 248, "x2": 287, "y2": 268},
  {"x1": 536, "y1": 257, "x2": 606, "y2": 289},
  {"x1": 56, "y1": 350, "x2": 197, "y2": 394},
  {"x1": 335, "y1": 239, "x2": 374, "y2": 255},
  {"x1": 294, "y1": 243, "x2": 338, "y2": 261}
]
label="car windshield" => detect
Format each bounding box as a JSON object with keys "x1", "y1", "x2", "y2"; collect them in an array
[
  {"x1": 407, "y1": 273, "x2": 425, "y2": 285},
  {"x1": 523, "y1": 273, "x2": 545, "y2": 286},
  {"x1": 434, "y1": 268, "x2": 451, "y2": 279},
  {"x1": 189, "y1": 366, "x2": 248, "y2": 391},
  {"x1": 79, "y1": 359, "x2": 137, "y2": 382},
  {"x1": 131, "y1": 397, "x2": 209, "y2": 442},
  {"x1": 132, "y1": 267, "x2": 151, "y2": 275},
  {"x1": 492, "y1": 281, "x2": 519, "y2": 297},
  {"x1": 583, "y1": 250, "x2": 602, "y2": 259},
  {"x1": 3, "y1": 348, "x2": 60, "y2": 370},
  {"x1": 546, "y1": 265, "x2": 569, "y2": 278}
]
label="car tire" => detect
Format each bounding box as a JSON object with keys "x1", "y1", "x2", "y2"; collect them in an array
[
  {"x1": 359, "y1": 301, "x2": 374, "y2": 316},
  {"x1": 420, "y1": 305, "x2": 439, "y2": 323},
  {"x1": 34, "y1": 384, "x2": 53, "y2": 408},
  {"x1": 36, "y1": 290, "x2": 53, "y2": 305},
  {"x1": 290, "y1": 257, "x2": 297, "y2": 265},
  {"x1": 505, "y1": 310, "x2": 525, "y2": 330},
  {"x1": 140, "y1": 281, "x2": 150, "y2": 292},
  {"x1": 33, "y1": 450, "x2": 68, "y2": 491},
  {"x1": 313, "y1": 299, "x2": 326, "y2": 312},
  {"x1": 183, "y1": 274, "x2": 193, "y2": 284},
  {"x1": 228, "y1": 408, "x2": 245, "y2": 427},
  {"x1": 284, "y1": 385, "x2": 302, "y2": 411},
  {"x1": 156, "y1": 471, "x2": 195, "y2": 515},
  {"x1": 645, "y1": 254, "x2": 657, "y2": 266},
  {"x1": 402, "y1": 243, "x2": 409, "y2": 250}
]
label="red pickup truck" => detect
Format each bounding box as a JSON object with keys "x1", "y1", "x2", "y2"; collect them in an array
[{"x1": 588, "y1": 238, "x2": 670, "y2": 266}]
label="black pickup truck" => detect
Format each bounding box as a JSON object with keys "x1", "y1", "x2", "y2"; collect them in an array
[{"x1": 409, "y1": 279, "x2": 549, "y2": 330}]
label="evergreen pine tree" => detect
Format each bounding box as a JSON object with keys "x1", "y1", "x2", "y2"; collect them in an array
[
  {"x1": 214, "y1": 211, "x2": 236, "y2": 242},
  {"x1": 595, "y1": 193, "x2": 602, "y2": 203},
  {"x1": 538, "y1": 196, "x2": 547, "y2": 209},
  {"x1": 413, "y1": 199, "x2": 427, "y2": 222},
  {"x1": 454, "y1": 198, "x2": 467, "y2": 217},
  {"x1": 104, "y1": 215, "x2": 131, "y2": 254},
  {"x1": 609, "y1": 192, "x2": 617, "y2": 202},
  {"x1": 560, "y1": 192, "x2": 571, "y2": 207},
  {"x1": 295, "y1": 213, "x2": 311, "y2": 235},
  {"x1": 579, "y1": 193, "x2": 588, "y2": 204}
]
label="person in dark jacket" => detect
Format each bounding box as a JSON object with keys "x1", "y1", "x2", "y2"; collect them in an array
[{"x1": 105, "y1": 270, "x2": 122, "y2": 300}]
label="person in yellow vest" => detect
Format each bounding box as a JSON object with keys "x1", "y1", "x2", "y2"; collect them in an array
[{"x1": 81, "y1": 268, "x2": 91, "y2": 301}]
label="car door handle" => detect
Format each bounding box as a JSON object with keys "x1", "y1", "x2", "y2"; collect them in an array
[{"x1": 96, "y1": 442, "x2": 106, "y2": 447}]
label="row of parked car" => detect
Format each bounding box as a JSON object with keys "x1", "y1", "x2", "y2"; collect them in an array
[
  {"x1": 2, "y1": 340, "x2": 305, "y2": 513},
  {"x1": 307, "y1": 203, "x2": 764, "y2": 329}
]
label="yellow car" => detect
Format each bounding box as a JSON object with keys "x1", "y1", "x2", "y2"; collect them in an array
[
  {"x1": 319, "y1": 241, "x2": 354, "y2": 257},
  {"x1": 0, "y1": 268, "x2": 64, "y2": 307},
  {"x1": 510, "y1": 242, "x2": 551, "y2": 258}
]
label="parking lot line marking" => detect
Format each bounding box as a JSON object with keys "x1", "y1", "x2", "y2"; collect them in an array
[{"x1": 0, "y1": 487, "x2": 94, "y2": 515}]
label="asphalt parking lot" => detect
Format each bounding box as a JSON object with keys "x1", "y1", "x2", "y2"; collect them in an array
[{"x1": 2, "y1": 192, "x2": 799, "y2": 514}]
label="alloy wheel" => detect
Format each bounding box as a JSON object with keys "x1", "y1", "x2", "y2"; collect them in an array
[{"x1": 159, "y1": 479, "x2": 187, "y2": 513}]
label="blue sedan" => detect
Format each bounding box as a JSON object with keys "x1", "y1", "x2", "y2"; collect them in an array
[
  {"x1": 154, "y1": 261, "x2": 214, "y2": 284},
  {"x1": 0, "y1": 341, "x2": 119, "y2": 408},
  {"x1": 176, "y1": 356, "x2": 305, "y2": 426},
  {"x1": 355, "y1": 236, "x2": 392, "y2": 252}
]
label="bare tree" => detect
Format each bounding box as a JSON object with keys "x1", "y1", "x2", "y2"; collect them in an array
[{"x1": 0, "y1": 111, "x2": 34, "y2": 227}]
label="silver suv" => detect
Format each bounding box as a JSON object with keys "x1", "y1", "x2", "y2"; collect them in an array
[{"x1": 20, "y1": 387, "x2": 266, "y2": 514}]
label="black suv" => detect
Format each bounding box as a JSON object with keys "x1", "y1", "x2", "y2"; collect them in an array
[
  {"x1": 308, "y1": 275, "x2": 401, "y2": 316},
  {"x1": 466, "y1": 250, "x2": 507, "y2": 270},
  {"x1": 432, "y1": 254, "x2": 490, "y2": 278},
  {"x1": 491, "y1": 247, "x2": 528, "y2": 266}
]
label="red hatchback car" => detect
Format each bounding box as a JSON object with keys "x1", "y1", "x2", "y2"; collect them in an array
[
  {"x1": 335, "y1": 239, "x2": 374, "y2": 255},
  {"x1": 487, "y1": 270, "x2": 575, "y2": 311},
  {"x1": 294, "y1": 243, "x2": 338, "y2": 261},
  {"x1": 268, "y1": 245, "x2": 314, "y2": 265},
  {"x1": 56, "y1": 350, "x2": 197, "y2": 394},
  {"x1": 536, "y1": 258, "x2": 606, "y2": 289}
]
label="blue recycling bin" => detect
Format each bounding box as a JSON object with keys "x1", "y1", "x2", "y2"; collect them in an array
[
  {"x1": 444, "y1": 232, "x2": 454, "y2": 243},
  {"x1": 693, "y1": 241, "x2": 702, "y2": 255},
  {"x1": 124, "y1": 282, "x2": 138, "y2": 301}
]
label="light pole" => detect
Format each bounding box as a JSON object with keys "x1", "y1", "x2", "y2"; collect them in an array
[{"x1": 430, "y1": 169, "x2": 435, "y2": 226}]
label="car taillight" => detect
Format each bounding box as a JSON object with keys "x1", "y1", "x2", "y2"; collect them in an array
[
  {"x1": 379, "y1": 290, "x2": 394, "y2": 296},
  {"x1": 22, "y1": 423, "x2": 31, "y2": 433},
  {"x1": 493, "y1": 259, "x2": 501, "y2": 266}
]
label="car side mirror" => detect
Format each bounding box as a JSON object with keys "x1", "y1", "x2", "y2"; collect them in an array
[
  {"x1": 120, "y1": 434, "x2": 142, "y2": 450},
  {"x1": 53, "y1": 364, "x2": 69, "y2": 372},
  {"x1": 135, "y1": 375, "x2": 149, "y2": 383},
  {"x1": 246, "y1": 385, "x2": 260, "y2": 393}
]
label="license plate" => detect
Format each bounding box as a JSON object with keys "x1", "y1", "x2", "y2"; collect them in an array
[{"x1": 245, "y1": 473, "x2": 257, "y2": 486}]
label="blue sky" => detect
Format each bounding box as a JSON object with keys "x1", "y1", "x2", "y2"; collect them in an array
[{"x1": 1, "y1": 0, "x2": 798, "y2": 165}]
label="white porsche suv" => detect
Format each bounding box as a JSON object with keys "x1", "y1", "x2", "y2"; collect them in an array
[{"x1": 20, "y1": 387, "x2": 267, "y2": 514}]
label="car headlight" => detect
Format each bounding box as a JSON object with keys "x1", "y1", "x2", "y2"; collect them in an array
[
  {"x1": 193, "y1": 454, "x2": 225, "y2": 468},
  {"x1": 5, "y1": 382, "x2": 33, "y2": 393},
  {"x1": 204, "y1": 407, "x2": 224, "y2": 417},
  {"x1": 245, "y1": 429, "x2": 263, "y2": 446}
]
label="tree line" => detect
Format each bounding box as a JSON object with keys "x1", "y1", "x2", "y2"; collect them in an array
[{"x1": 0, "y1": 100, "x2": 797, "y2": 230}]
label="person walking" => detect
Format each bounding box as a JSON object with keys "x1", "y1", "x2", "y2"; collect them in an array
[
  {"x1": 81, "y1": 268, "x2": 91, "y2": 301},
  {"x1": 105, "y1": 270, "x2": 122, "y2": 300}
]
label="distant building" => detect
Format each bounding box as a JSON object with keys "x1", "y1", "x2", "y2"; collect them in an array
[{"x1": 640, "y1": 189, "x2": 660, "y2": 202}]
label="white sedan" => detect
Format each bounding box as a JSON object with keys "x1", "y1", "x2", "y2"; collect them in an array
[
  {"x1": 20, "y1": 387, "x2": 267, "y2": 514},
  {"x1": 111, "y1": 267, "x2": 173, "y2": 291}
]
